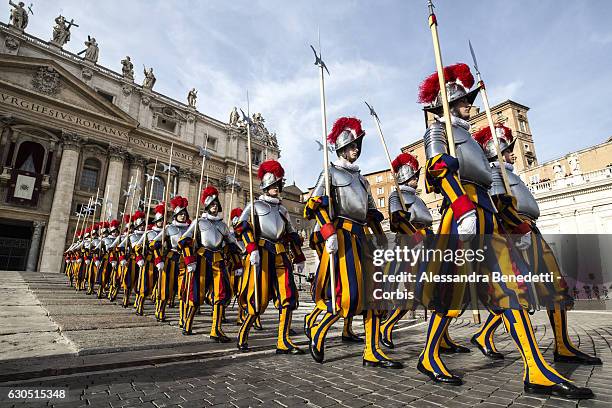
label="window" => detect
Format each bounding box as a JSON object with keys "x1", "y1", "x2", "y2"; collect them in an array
[
  {"x1": 96, "y1": 89, "x2": 115, "y2": 104},
  {"x1": 151, "y1": 176, "x2": 165, "y2": 202},
  {"x1": 251, "y1": 149, "x2": 262, "y2": 166},
  {"x1": 524, "y1": 144, "x2": 530, "y2": 151},
  {"x1": 377, "y1": 187, "x2": 384, "y2": 195},
  {"x1": 376, "y1": 175, "x2": 383, "y2": 183},
  {"x1": 378, "y1": 197, "x2": 385, "y2": 207},
  {"x1": 15, "y1": 141, "x2": 45, "y2": 174},
  {"x1": 519, "y1": 119, "x2": 527, "y2": 133},
  {"x1": 206, "y1": 137, "x2": 218, "y2": 151},
  {"x1": 80, "y1": 158, "x2": 100, "y2": 191},
  {"x1": 156, "y1": 116, "x2": 177, "y2": 133}
]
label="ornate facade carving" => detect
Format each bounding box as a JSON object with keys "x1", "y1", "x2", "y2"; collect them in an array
[
  {"x1": 122, "y1": 84, "x2": 133, "y2": 96},
  {"x1": 81, "y1": 67, "x2": 93, "y2": 81},
  {"x1": 61, "y1": 131, "x2": 81, "y2": 150},
  {"x1": 32, "y1": 66, "x2": 62, "y2": 96},
  {"x1": 108, "y1": 146, "x2": 127, "y2": 162},
  {"x1": 128, "y1": 153, "x2": 147, "y2": 169},
  {"x1": 4, "y1": 35, "x2": 20, "y2": 52}
]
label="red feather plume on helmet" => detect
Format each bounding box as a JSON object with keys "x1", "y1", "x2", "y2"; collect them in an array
[
  {"x1": 154, "y1": 202, "x2": 166, "y2": 215},
  {"x1": 84, "y1": 227, "x2": 91, "y2": 234},
  {"x1": 418, "y1": 63, "x2": 475, "y2": 104},
  {"x1": 92, "y1": 223, "x2": 99, "y2": 230},
  {"x1": 200, "y1": 186, "x2": 219, "y2": 204},
  {"x1": 132, "y1": 210, "x2": 145, "y2": 220},
  {"x1": 473, "y1": 124, "x2": 513, "y2": 148},
  {"x1": 170, "y1": 196, "x2": 188, "y2": 210},
  {"x1": 101, "y1": 221, "x2": 110, "y2": 229},
  {"x1": 257, "y1": 160, "x2": 284, "y2": 180},
  {"x1": 327, "y1": 117, "x2": 363, "y2": 144},
  {"x1": 391, "y1": 153, "x2": 419, "y2": 173},
  {"x1": 230, "y1": 208, "x2": 243, "y2": 219},
  {"x1": 110, "y1": 219, "x2": 120, "y2": 229},
  {"x1": 123, "y1": 214, "x2": 131, "y2": 224}
]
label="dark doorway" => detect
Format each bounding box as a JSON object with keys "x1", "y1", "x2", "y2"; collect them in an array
[{"x1": 0, "y1": 219, "x2": 32, "y2": 271}]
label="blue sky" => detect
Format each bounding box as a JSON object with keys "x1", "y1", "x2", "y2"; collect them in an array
[{"x1": 18, "y1": 1, "x2": 612, "y2": 188}]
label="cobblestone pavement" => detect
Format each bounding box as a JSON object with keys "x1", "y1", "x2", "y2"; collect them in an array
[{"x1": 2, "y1": 308, "x2": 611, "y2": 408}]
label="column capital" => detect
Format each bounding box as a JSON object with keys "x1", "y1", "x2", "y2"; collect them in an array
[
  {"x1": 108, "y1": 146, "x2": 128, "y2": 163},
  {"x1": 128, "y1": 153, "x2": 147, "y2": 169},
  {"x1": 61, "y1": 131, "x2": 82, "y2": 151},
  {"x1": 178, "y1": 168, "x2": 194, "y2": 181}
]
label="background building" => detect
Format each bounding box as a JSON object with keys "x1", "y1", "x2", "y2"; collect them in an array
[{"x1": 0, "y1": 21, "x2": 310, "y2": 272}]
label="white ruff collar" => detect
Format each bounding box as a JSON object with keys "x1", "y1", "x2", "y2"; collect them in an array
[
  {"x1": 436, "y1": 115, "x2": 471, "y2": 131},
  {"x1": 259, "y1": 195, "x2": 280, "y2": 204},
  {"x1": 333, "y1": 158, "x2": 360, "y2": 172},
  {"x1": 172, "y1": 220, "x2": 189, "y2": 227},
  {"x1": 202, "y1": 213, "x2": 223, "y2": 221}
]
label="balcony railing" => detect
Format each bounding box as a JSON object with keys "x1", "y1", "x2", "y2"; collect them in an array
[{"x1": 528, "y1": 167, "x2": 612, "y2": 194}]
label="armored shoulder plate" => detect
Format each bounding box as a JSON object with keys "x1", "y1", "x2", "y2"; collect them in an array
[
  {"x1": 454, "y1": 125, "x2": 493, "y2": 188},
  {"x1": 408, "y1": 193, "x2": 433, "y2": 228},
  {"x1": 388, "y1": 190, "x2": 405, "y2": 216},
  {"x1": 254, "y1": 200, "x2": 271, "y2": 216},
  {"x1": 330, "y1": 165, "x2": 354, "y2": 187},
  {"x1": 424, "y1": 121, "x2": 448, "y2": 159},
  {"x1": 103, "y1": 237, "x2": 115, "y2": 246},
  {"x1": 145, "y1": 230, "x2": 158, "y2": 241},
  {"x1": 198, "y1": 218, "x2": 214, "y2": 232},
  {"x1": 129, "y1": 232, "x2": 143, "y2": 246},
  {"x1": 489, "y1": 163, "x2": 508, "y2": 197},
  {"x1": 166, "y1": 224, "x2": 180, "y2": 236},
  {"x1": 507, "y1": 166, "x2": 540, "y2": 220}
]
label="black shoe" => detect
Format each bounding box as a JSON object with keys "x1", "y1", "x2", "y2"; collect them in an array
[
  {"x1": 416, "y1": 360, "x2": 462, "y2": 385},
  {"x1": 304, "y1": 316, "x2": 311, "y2": 339},
  {"x1": 253, "y1": 324, "x2": 263, "y2": 331},
  {"x1": 553, "y1": 352, "x2": 603, "y2": 365},
  {"x1": 379, "y1": 335, "x2": 394, "y2": 349},
  {"x1": 470, "y1": 336, "x2": 504, "y2": 360},
  {"x1": 237, "y1": 343, "x2": 249, "y2": 352},
  {"x1": 182, "y1": 329, "x2": 192, "y2": 336},
  {"x1": 276, "y1": 347, "x2": 305, "y2": 355},
  {"x1": 524, "y1": 381, "x2": 594, "y2": 399},
  {"x1": 341, "y1": 332, "x2": 364, "y2": 343},
  {"x1": 136, "y1": 310, "x2": 144, "y2": 316},
  {"x1": 309, "y1": 340, "x2": 324, "y2": 363},
  {"x1": 211, "y1": 335, "x2": 231, "y2": 343},
  {"x1": 440, "y1": 343, "x2": 471, "y2": 354},
  {"x1": 362, "y1": 359, "x2": 403, "y2": 369}
]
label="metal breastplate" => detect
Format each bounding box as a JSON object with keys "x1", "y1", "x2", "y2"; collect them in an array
[
  {"x1": 167, "y1": 224, "x2": 189, "y2": 249},
  {"x1": 198, "y1": 218, "x2": 226, "y2": 250},
  {"x1": 102, "y1": 237, "x2": 114, "y2": 248},
  {"x1": 489, "y1": 163, "x2": 508, "y2": 197},
  {"x1": 255, "y1": 200, "x2": 285, "y2": 242},
  {"x1": 146, "y1": 230, "x2": 158, "y2": 242},
  {"x1": 330, "y1": 165, "x2": 369, "y2": 224},
  {"x1": 454, "y1": 125, "x2": 493, "y2": 188},
  {"x1": 129, "y1": 232, "x2": 143, "y2": 248},
  {"x1": 389, "y1": 189, "x2": 433, "y2": 228},
  {"x1": 508, "y1": 169, "x2": 540, "y2": 220}
]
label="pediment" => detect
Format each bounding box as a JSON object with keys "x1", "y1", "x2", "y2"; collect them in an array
[{"x1": 0, "y1": 55, "x2": 137, "y2": 127}]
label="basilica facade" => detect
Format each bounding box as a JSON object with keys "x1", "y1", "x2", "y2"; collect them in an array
[{"x1": 0, "y1": 22, "x2": 281, "y2": 272}]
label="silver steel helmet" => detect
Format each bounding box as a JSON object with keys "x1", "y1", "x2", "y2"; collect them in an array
[
  {"x1": 231, "y1": 216, "x2": 240, "y2": 226},
  {"x1": 260, "y1": 172, "x2": 284, "y2": 192},
  {"x1": 396, "y1": 164, "x2": 421, "y2": 185},
  {"x1": 481, "y1": 128, "x2": 516, "y2": 160},
  {"x1": 334, "y1": 129, "x2": 365, "y2": 154},
  {"x1": 425, "y1": 82, "x2": 480, "y2": 114},
  {"x1": 132, "y1": 216, "x2": 145, "y2": 228}
]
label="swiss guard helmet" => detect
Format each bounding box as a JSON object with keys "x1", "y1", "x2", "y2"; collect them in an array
[
  {"x1": 258, "y1": 160, "x2": 285, "y2": 192},
  {"x1": 391, "y1": 153, "x2": 421, "y2": 185},
  {"x1": 327, "y1": 117, "x2": 365, "y2": 156},
  {"x1": 200, "y1": 186, "x2": 222, "y2": 213},
  {"x1": 473, "y1": 124, "x2": 515, "y2": 161},
  {"x1": 418, "y1": 63, "x2": 480, "y2": 114}
]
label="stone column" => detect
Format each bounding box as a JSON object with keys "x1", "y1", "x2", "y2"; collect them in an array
[
  {"x1": 128, "y1": 154, "x2": 146, "y2": 209},
  {"x1": 39, "y1": 133, "x2": 81, "y2": 272},
  {"x1": 26, "y1": 221, "x2": 45, "y2": 271},
  {"x1": 105, "y1": 146, "x2": 127, "y2": 219},
  {"x1": 177, "y1": 168, "x2": 193, "y2": 203}
]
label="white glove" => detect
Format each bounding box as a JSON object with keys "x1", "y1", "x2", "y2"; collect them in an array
[
  {"x1": 120, "y1": 259, "x2": 127, "y2": 266},
  {"x1": 250, "y1": 250, "x2": 260, "y2": 266},
  {"x1": 85, "y1": 259, "x2": 91, "y2": 265},
  {"x1": 235, "y1": 268, "x2": 244, "y2": 277},
  {"x1": 137, "y1": 259, "x2": 145, "y2": 267},
  {"x1": 325, "y1": 234, "x2": 338, "y2": 254},
  {"x1": 111, "y1": 261, "x2": 117, "y2": 268},
  {"x1": 515, "y1": 232, "x2": 532, "y2": 250},
  {"x1": 94, "y1": 260, "x2": 100, "y2": 267},
  {"x1": 296, "y1": 261, "x2": 305, "y2": 274},
  {"x1": 457, "y1": 210, "x2": 477, "y2": 242},
  {"x1": 156, "y1": 262, "x2": 165, "y2": 271},
  {"x1": 187, "y1": 262, "x2": 196, "y2": 273}
]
